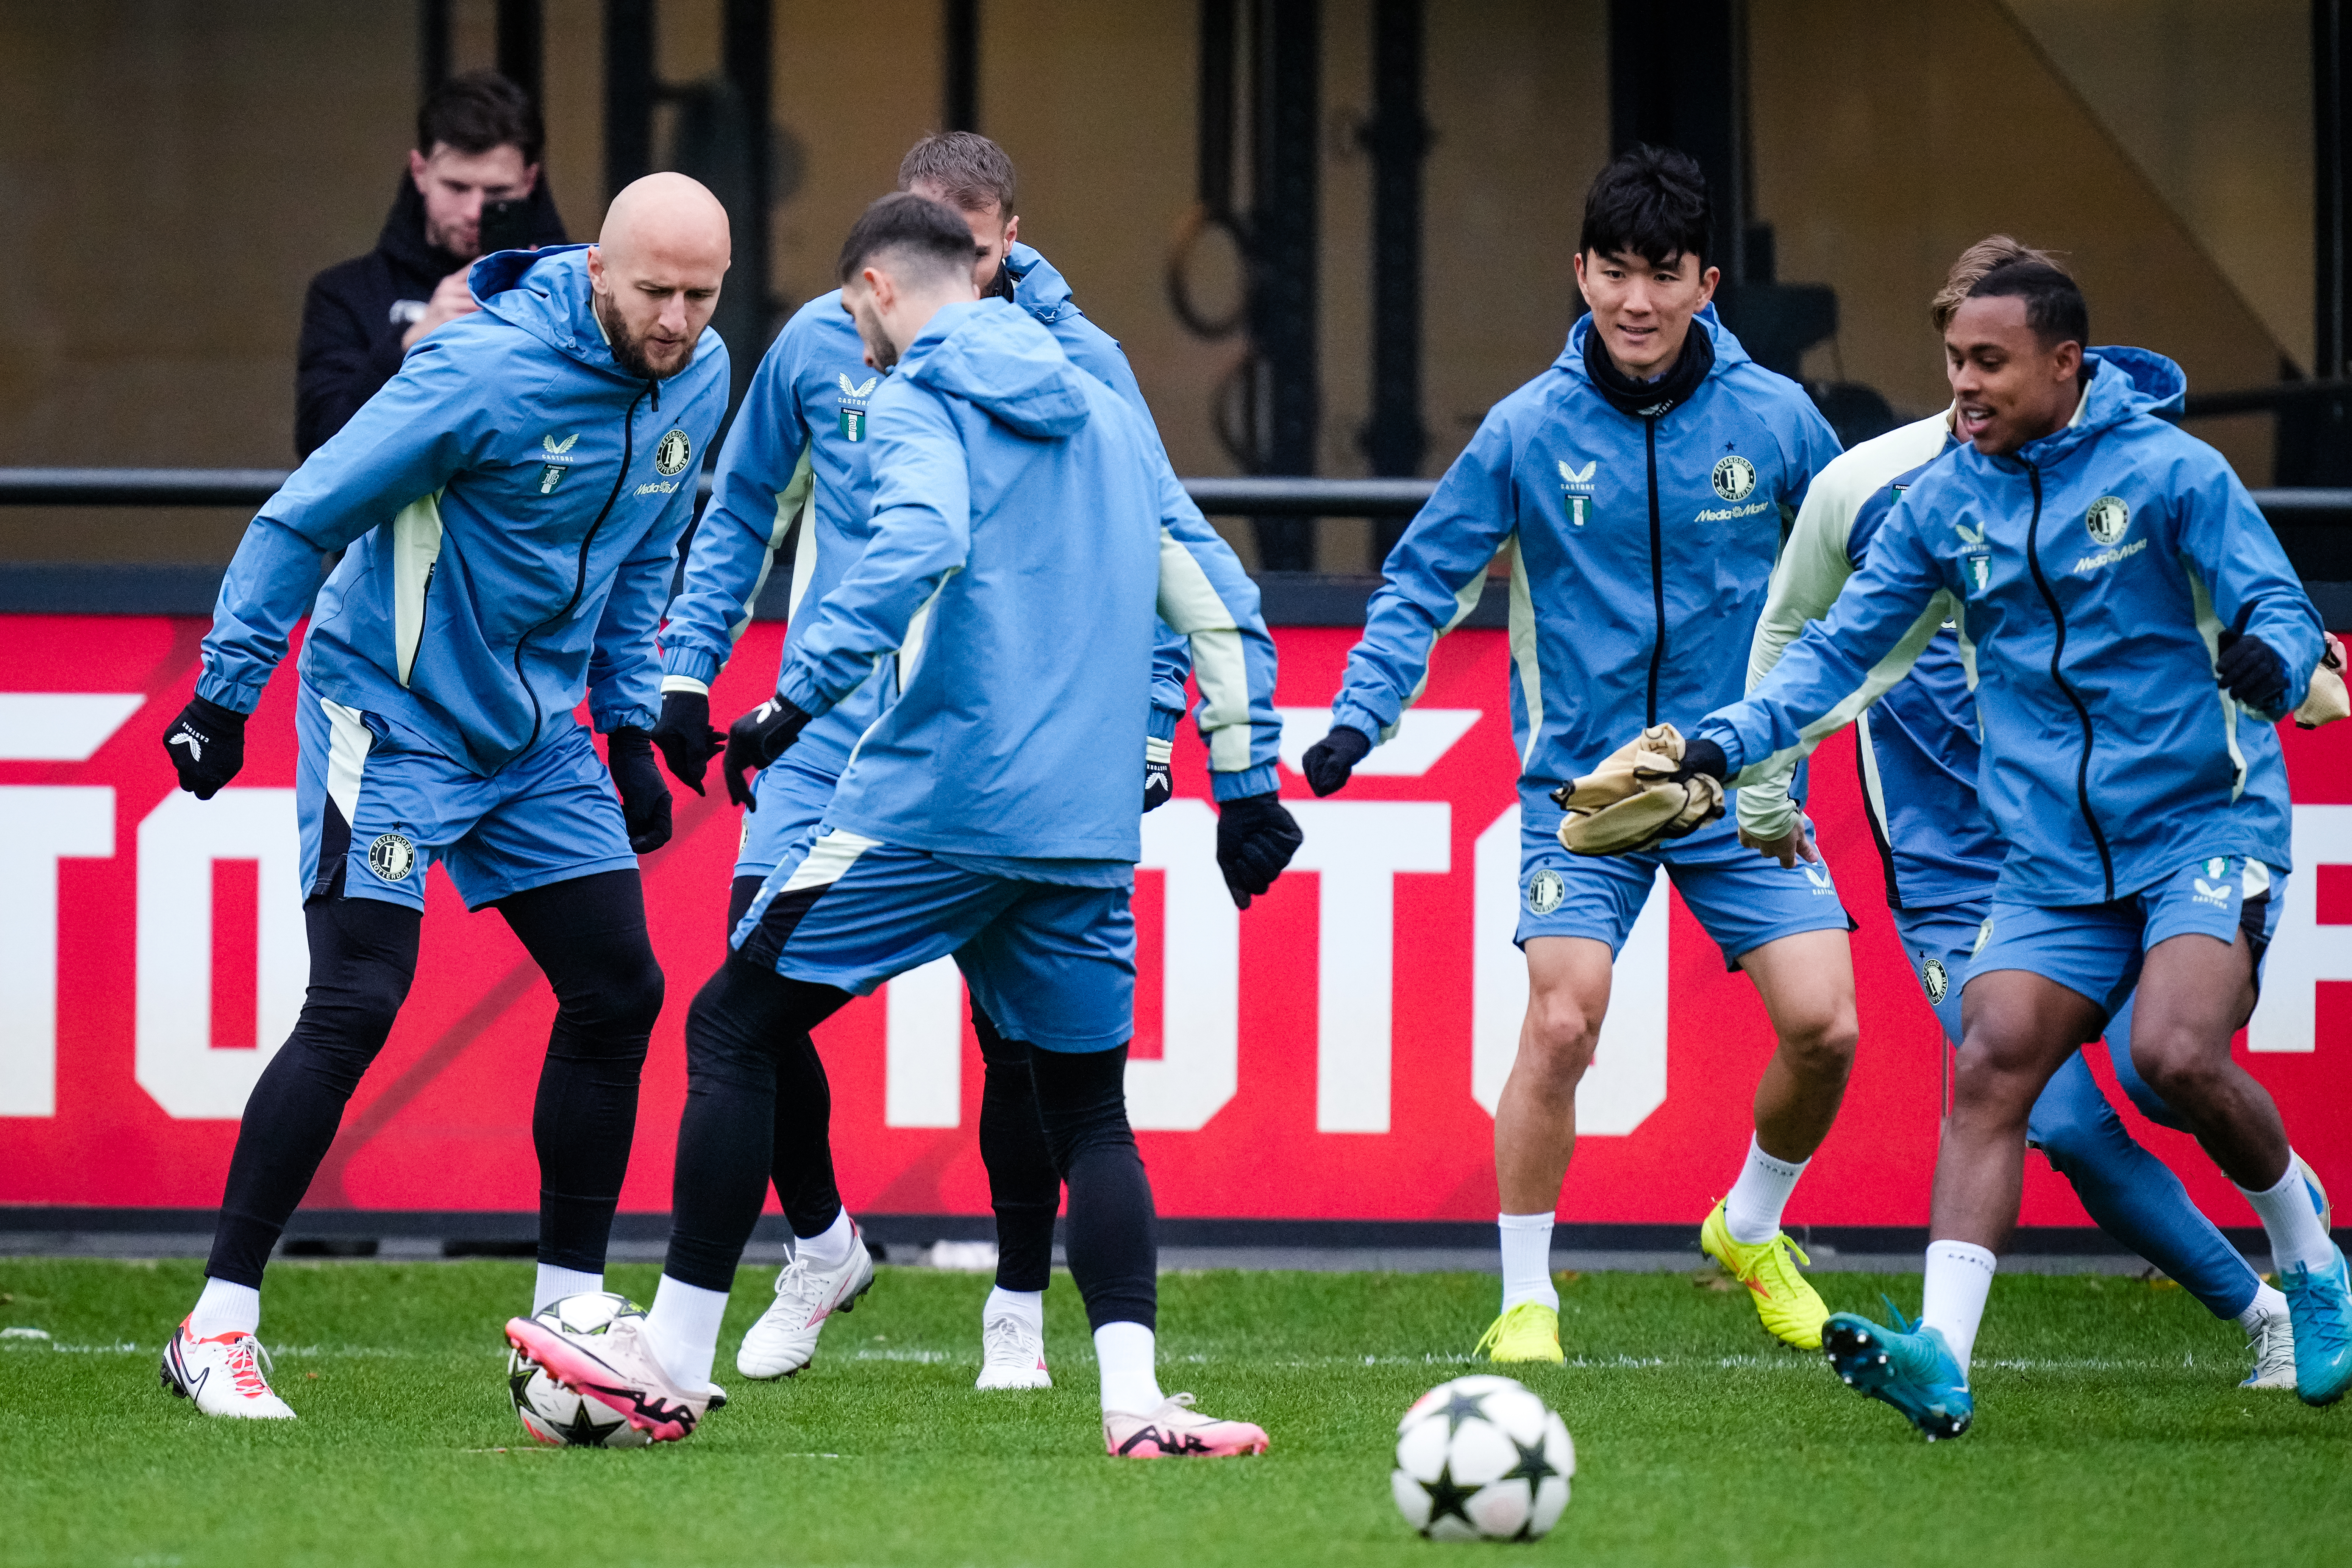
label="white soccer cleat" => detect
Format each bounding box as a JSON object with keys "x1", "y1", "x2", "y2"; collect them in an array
[
  {"x1": 735, "y1": 1228, "x2": 876, "y2": 1380},
  {"x1": 2242, "y1": 1299, "x2": 2298, "y2": 1390},
  {"x1": 160, "y1": 1318, "x2": 296, "y2": 1420},
  {"x1": 1104, "y1": 1394, "x2": 1270, "y2": 1459},
  {"x1": 504, "y1": 1312, "x2": 711, "y2": 1443},
  {"x1": 975, "y1": 1311, "x2": 1052, "y2": 1391}
]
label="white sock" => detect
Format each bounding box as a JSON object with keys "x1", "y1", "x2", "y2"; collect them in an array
[
  {"x1": 794, "y1": 1209, "x2": 855, "y2": 1271},
  {"x1": 532, "y1": 1264, "x2": 603, "y2": 1313},
  {"x1": 1094, "y1": 1320, "x2": 1164, "y2": 1415},
  {"x1": 1919, "y1": 1240, "x2": 1997, "y2": 1373},
  {"x1": 2241, "y1": 1162, "x2": 2336, "y2": 1274},
  {"x1": 641, "y1": 1274, "x2": 731, "y2": 1393},
  {"x1": 1723, "y1": 1135, "x2": 1809, "y2": 1245},
  {"x1": 188, "y1": 1277, "x2": 261, "y2": 1339},
  {"x1": 984, "y1": 1286, "x2": 1044, "y2": 1335},
  {"x1": 2238, "y1": 1280, "x2": 2291, "y2": 1331},
  {"x1": 1498, "y1": 1212, "x2": 1559, "y2": 1312}
]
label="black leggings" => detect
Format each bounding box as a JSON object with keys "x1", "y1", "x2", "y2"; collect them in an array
[
  {"x1": 669, "y1": 952, "x2": 1152, "y2": 1328},
  {"x1": 205, "y1": 870, "x2": 662, "y2": 1287},
  {"x1": 727, "y1": 876, "x2": 1064, "y2": 1291}
]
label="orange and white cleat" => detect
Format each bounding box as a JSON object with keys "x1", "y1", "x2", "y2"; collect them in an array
[
  {"x1": 505, "y1": 1312, "x2": 711, "y2": 1443},
  {"x1": 1103, "y1": 1394, "x2": 1269, "y2": 1458},
  {"x1": 160, "y1": 1318, "x2": 295, "y2": 1420}
]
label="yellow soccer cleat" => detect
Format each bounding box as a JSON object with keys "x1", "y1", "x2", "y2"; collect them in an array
[
  {"x1": 1701, "y1": 1198, "x2": 1829, "y2": 1351},
  {"x1": 1474, "y1": 1301, "x2": 1565, "y2": 1364}
]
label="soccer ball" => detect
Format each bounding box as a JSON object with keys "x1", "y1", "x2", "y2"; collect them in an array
[
  {"x1": 1392, "y1": 1375, "x2": 1574, "y2": 1541},
  {"x1": 506, "y1": 1290, "x2": 652, "y2": 1448}
]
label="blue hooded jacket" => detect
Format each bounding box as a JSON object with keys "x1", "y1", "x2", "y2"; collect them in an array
[
  {"x1": 198, "y1": 245, "x2": 729, "y2": 775},
  {"x1": 776, "y1": 298, "x2": 1281, "y2": 864},
  {"x1": 1328, "y1": 306, "x2": 1843, "y2": 821},
  {"x1": 661, "y1": 244, "x2": 1198, "y2": 776},
  {"x1": 1701, "y1": 347, "x2": 2323, "y2": 905}
]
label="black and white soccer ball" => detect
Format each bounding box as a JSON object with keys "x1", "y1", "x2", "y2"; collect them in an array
[
  {"x1": 507, "y1": 1290, "x2": 651, "y2": 1449},
  {"x1": 1392, "y1": 1374, "x2": 1574, "y2": 1541}
]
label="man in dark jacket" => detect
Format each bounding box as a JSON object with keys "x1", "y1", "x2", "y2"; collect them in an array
[{"x1": 294, "y1": 71, "x2": 568, "y2": 456}]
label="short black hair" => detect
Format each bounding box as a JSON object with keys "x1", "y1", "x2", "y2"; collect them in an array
[
  {"x1": 837, "y1": 191, "x2": 979, "y2": 286},
  {"x1": 898, "y1": 131, "x2": 1018, "y2": 216},
  {"x1": 1579, "y1": 145, "x2": 1710, "y2": 269},
  {"x1": 1963, "y1": 259, "x2": 2090, "y2": 351},
  {"x1": 416, "y1": 70, "x2": 542, "y2": 166}
]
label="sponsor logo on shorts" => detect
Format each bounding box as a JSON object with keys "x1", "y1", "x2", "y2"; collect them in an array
[
  {"x1": 1972, "y1": 917, "x2": 1993, "y2": 956},
  {"x1": 654, "y1": 428, "x2": 693, "y2": 477},
  {"x1": 1802, "y1": 863, "x2": 1833, "y2": 894},
  {"x1": 1711, "y1": 453, "x2": 1757, "y2": 502},
  {"x1": 1525, "y1": 868, "x2": 1566, "y2": 915},
  {"x1": 367, "y1": 832, "x2": 416, "y2": 883},
  {"x1": 2085, "y1": 494, "x2": 2129, "y2": 546},
  {"x1": 1923, "y1": 957, "x2": 1949, "y2": 1005}
]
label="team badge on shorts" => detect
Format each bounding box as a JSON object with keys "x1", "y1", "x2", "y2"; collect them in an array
[
  {"x1": 1711, "y1": 453, "x2": 1757, "y2": 502},
  {"x1": 367, "y1": 832, "x2": 416, "y2": 883},
  {"x1": 1524, "y1": 868, "x2": 1566, "y2": 915},
  {"x1": 1922, "y1": 956, "x2": 1949, "y2": 1005},
  {"x1": 654, "y1": 428, "x2": 693, "y2": 477},
  {"x1": 2085, "y1": 495, "x2": 2130, "y2": 547}
]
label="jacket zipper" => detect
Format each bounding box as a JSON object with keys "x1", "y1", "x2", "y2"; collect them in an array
[
  {"x1": 509, "y1": 377, "x2": 654, "y2": 762},
  {"x1": 2020, "y1": 461, "x2": 2115, "y2": 900},
  {"x1": 1643, "y1": 416, "x2": 1665, "y2": 725}
]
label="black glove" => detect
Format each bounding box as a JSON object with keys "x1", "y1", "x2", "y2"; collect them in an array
[
  {"x1": 605, "y1": 726, "x2": 673, "y2": 853},
  {"x1": 161, "y1": 695, "x2": 247, "y2": 800},
  {"x1": 2216, "y1": 629, "x2": 2289, "y2": 714},
  {"x1": 1669, "y1": 735, "x2": 1729, "y2": 784},
  {"x1": 723, "y1": 693, "x2": 812, "y2": 809},
  {"x1": 1143, "y1": 736, "x2": 1173, "y2": 813},
  {"x1": 1300, "y1": 725, "x2": 1372, "y2": 797},
  {"x1": 1216, "y1": 792, "x2": 1303, "y2": 910},
  {"x1": 648, "y1": 689, "x2": 725, "y2": 795}
]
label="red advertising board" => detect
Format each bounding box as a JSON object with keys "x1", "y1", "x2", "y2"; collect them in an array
[{"x1": 3, "y1": 614, "x2": 2347, "y2": 1229}]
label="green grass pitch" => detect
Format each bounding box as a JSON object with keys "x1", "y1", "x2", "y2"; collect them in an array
[{"x1": 2, "y1": 1258, "x2": 2345, "y2": 1566}]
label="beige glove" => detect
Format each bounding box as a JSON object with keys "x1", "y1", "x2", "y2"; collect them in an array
[
  {"x1": 2295, "y1": 632, "x2": 2349, "y2": 729},
  {"x1": 1552, "y1": 723, "x2": 1726, "y2": 857}
]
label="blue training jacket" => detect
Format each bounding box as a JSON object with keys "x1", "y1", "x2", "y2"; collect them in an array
[
  {"x1": 661, "y1": 244, "x2": 1196, "y2": 775},
  {"x1": 198, "y1": 245, "x2": 729, "y2": 775},
  {"x1": 1329, "y1": 305, "x2": 1843, "y2": 821},
  {"x1": 1701, "y1": 346, "x2": 2323, "y2": 906},
  {"x1": 777, "y1": 298, "x2": 1281, "y2": 863}
]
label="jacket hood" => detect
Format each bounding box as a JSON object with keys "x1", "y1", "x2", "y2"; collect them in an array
[
  {"x1": 372, "y1": 172, "x2": 568, "y2": 286},
  {"x1": 898, "y1": 299, "x2": 1093, "y2": 438},
  {"x1": 469, "y1": 246, "x2": 643, "y2": 380},
  {"x1": 2010, "y1": 344, "x2": 2186, "y2": 465},
  {"x1": 1555, "y1": 302, "x2": 1753, "y2": 383},
  {"x1": 1004, "y1": 243, "x2": 1084, "y2": 326}
]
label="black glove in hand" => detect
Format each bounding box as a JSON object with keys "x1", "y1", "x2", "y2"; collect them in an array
[
  {"x1": 648, "y1": 689, "x2": 725, "y2": 795},
  {"x1": 605, "y1": 726, "x2": 673, "y2": 853},
  {"x1": 2216, "y1": 629, "x2": 2289, "y2": 714},
  {"x1": 161, "y1": 695, "x2": 247, "y2": 800},
  {"x1": 1668, "y1": 735, "x2": 1729, "y2": 784},
  {"x1": 1300, "y1": 725, "x2": 1371, "y2": 796},
  {"x1": 1143, "y1": 736, "x2": 1174, "y2": 813},
  {"x1": 1216, "y1": 792, "x2": 1303, "y2": 909},
  {"x1": 723, "y1": 693, "x2": 812, "y2": 809}
]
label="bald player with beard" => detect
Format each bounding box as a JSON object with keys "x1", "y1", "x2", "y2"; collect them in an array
[{"x1": 157, "y1": 175, "x2": 734, "y2": 1421}]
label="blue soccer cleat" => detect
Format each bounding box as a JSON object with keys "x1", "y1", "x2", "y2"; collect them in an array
[
  {"x1": 2279, "y1": 1242, "x2": 2352, "y2": 1407},
  {"x1": 1821, "y1": 1301, "x2": 1973, "y2": 1441}
]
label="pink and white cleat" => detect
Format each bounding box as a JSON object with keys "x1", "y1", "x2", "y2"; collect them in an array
[
  {"x1": 735, "y1": 1226, "x2": 876, "y2": 1379},
  {"x1": 160, "y1": 1317, "x2": 295, "y2": 1420},
  {"x1": 505, "y1": 1312, "x2": 711, "y2": 1443},
  {"x1": 1103, "y1": 1394, "x2": 1269, "y2": 1458}
]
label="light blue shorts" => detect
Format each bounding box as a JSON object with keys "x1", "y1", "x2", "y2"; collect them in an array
[
  {"x1": 734, "y1": 749, "x2": 840, "y2": 881},
  {"x1": 294, "y1": 683, "x2": 634, "y2": 912},
  {"x1": 731, "y1": 830, "x2": 1136, "y2": 1051},
  {"x1": 1516, "y1": 807, "x2": 1855, "y2": 967}
]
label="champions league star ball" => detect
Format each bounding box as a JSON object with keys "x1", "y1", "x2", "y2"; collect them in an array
[
  {"x1": 506, "y1": 1291, "x2": 653, "y2": 1449},
  {"x1": 1392, "y1": 1376, "x2": 1574, "y2": 1541}
]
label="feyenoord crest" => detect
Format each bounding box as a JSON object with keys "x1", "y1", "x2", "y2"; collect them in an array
[
  {"x1": 2085, "y1": 494, "x2": 2129, "y2": 547},
  {"x1": 1525, "y1": 868, "x2": 1566, "y2": 915},
  {"x1": 1710, "y1": 453, "x2": 1757, "y2": 503},
  {"x1": 654, "y1": 428, "x2": 692, "y2": 477},
  {"x1": 367, "y1": 832, "x2": 417, "y2": 883},
  {"x1": 1922, "y1": 957, "x2": 1949, "y2": 1005}
]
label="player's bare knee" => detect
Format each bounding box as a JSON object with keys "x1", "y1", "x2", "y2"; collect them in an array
[
  {"x1": 1520, "y1": 1000, "x2": 1602, "y2": 1087},
  {"x1": 1773, "y1": 1004, "x2": 1858, "y2": 1085}
]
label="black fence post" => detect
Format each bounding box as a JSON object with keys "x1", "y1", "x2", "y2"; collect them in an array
[
  {"x1": 604, "y1": 0, "x2": 657, "y2": 200},
  {"x1": 1362, "y1": 0, "x2": 1430, "y2": 569},
  {"x1": 1249, "y1": 0, "x2": 1321, "y2": 573}
]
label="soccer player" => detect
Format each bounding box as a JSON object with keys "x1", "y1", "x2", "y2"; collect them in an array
[
  {"x1": 1299, "y1": 147, "x2": 1852, "y2": 1363},
  {"x1": 509, "y1": 194, "x2": 1293, "y2": 1454},
  {"x1": 1742, "y1": 235, "x2": 2327, "y2": 1391},
  {"x1": 1649, "y1": 256, "x2": 2350, "y2": 1433},
  {"x1": 648, "y1": 133, "x2": 1217, "y2": 1390},
  {"x1": 155, "y1": 175, "x2": 733, "y2": 1420}
]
